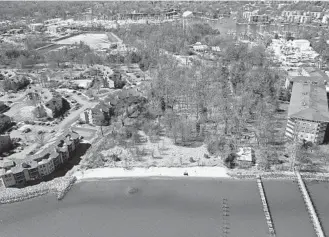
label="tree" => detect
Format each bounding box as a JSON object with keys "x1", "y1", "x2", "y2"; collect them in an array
[
  {"x1": 34, "y1": 131, "x2": 45, "y2": 147},
  {"x1": 46, "y1": 50, "x2": 65, "y2": 68}
]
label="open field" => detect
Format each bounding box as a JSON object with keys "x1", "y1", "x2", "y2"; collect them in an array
[
  {"x1": 305, "y1": 181, "x2": 329, "y2": 235},
  {"x1": 56, "y1": 33, "x2": 115, "y2": 50},
  {"x1": 0, "y1": 179, "x2": 269, "y2": 237},
  {"x1": 263, "y1": 180, "x2": 315, "y2": 237}
]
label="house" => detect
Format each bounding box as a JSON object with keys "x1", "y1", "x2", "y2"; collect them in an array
[
  {"x1": 248, "y1": 14, "x2": 269, "y2": 23},
  {"x1": 0, "y1": 114, "x2": 12, "y2": 133},
  {"x1": 29, "y1": 23, "x2": 44, "y2": 32},
  {"x1": 0, "y1": 134, "x2": 12, "y2": 154},
  {"x1": 236, "y1": 147, "x2": 255, "y2": 168},
  {"x1": 80, "y1": 102, "x2": 111, "y2": 126},
  {"x1": 192, "y1": 42, "x2": 208, "y2": 52},
  {"x1": 285, "y1": 80, "x2": 329, "y2": 144}
]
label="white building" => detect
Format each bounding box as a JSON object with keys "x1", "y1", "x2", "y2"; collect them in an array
[
  {"x1": 29, "y1": 23, "x2": 44, "y2": 32},
  {"x1": 37, "y1": 158, "x2": 55, "y2": 177}
]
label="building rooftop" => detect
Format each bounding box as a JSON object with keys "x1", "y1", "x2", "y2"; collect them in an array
[
  {"x1": 0, "y1": 159, "x2": 14, "y2": 169},
  {"x1": 288, "y1": 79, "x2": 329, "y2": 122},
  {"x1": 236, "y1": 147, "x2": 254, "y2": 162}
]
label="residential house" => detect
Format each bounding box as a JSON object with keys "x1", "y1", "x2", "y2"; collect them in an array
[
  {"x1": 0, "y1": 134, "x2": 12, "y2": 154},
  {"x1": 300, "y1": 15, "x2": 311, "y2": 24},
  {"x1": 285, "y1": 80, "x2": 329, "y2": 144},
  {"x1": 80, "y1": 102, "x2": 111, "y2": 126},
  {"x1": 29, "y1": 23, "x2": 44, "y2": 32},
  {"x1": 192, "y1": 42, "x2": 208, "y2": 52},
  {"x1": 249, "y1": 14, "x2": 269, "y2": 23}
]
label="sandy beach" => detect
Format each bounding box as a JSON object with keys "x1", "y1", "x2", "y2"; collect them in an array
[{"x1": 74, "y1": 166, "x2": 230, "y2": 181}]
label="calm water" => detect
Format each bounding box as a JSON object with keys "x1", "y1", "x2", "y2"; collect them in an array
[
  {"x1": 306, "y1": 182, "x2": 329, "y2": 236},
  {"x1": 263, "y1": 180, "x2": 316, "y2": 237},
  {"x1": 0, "y1": 178, "x2": 319, "y2": 237}
]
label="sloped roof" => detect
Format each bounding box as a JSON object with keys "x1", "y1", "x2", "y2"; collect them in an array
[
  {"x1": 182, "y1": 11, "x2": 193, "y2": 17},
  {"x1": 288, "y1": 80, "x2": 329, "y2": 122},
  {"x1": 291, "y1": 76, "x2": 325, "y2": 84}
]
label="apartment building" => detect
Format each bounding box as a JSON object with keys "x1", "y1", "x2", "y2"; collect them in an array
[
  {"x1": 285, "y1": 79, "x2": 329, "y2": 144},
  {"x1": 0, "y1": 131, "x2": 81, "y2": 187}
]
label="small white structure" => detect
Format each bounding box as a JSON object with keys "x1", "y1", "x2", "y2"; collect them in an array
[
  {"x1": 182, "y1": 11, "x2": 193, "y2": 18},
  {"x1": 293, "y1": 39, "x2": 311, "y2": 51},
  {"x1": 236, "y1": 147, "x2": 255, "y2": 168},
  {"x1": 192, "y1": 42, "x2": 208, "y2": 52},
  {"x1": 29, "y1": 23, "x2": 43, "y2": 32}
]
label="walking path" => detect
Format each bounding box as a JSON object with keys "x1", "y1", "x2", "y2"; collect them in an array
[
  {"x1": 257, "y1": 175, "x2": 276, "y2": 237},
  {"x1": 295, "y1": 171, "x2": 326, "y2": 237}
]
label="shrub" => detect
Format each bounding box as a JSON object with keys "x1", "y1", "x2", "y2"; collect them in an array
[
  {"x1": 110, "y1": 154, "x2": 121, "y2": 162},
  {"x1": 207, "y1": 140, "x2": 222, "y2": 155},
  {"x1": 224, "y1": 153, "x2": 237, "y2": 169}
]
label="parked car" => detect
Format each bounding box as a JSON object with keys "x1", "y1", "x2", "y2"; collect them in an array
[{"x1": 23, "y1": 128, "x2": 31, "y2": 133}]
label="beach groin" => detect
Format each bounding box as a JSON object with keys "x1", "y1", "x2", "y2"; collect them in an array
[
  {"x1": 257, "y1": 176, "x2": 276, "y2": 237},
  {"x1": 0, "y1": 176, "x2": 77, "y2": 204}
]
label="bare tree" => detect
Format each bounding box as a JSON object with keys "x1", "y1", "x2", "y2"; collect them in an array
[{"x1": 34, "y1": 131, "x2": 45, "y2": 147}]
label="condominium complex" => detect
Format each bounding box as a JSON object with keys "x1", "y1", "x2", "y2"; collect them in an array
[
  {"x1": 285, "y1": 79, "x2": 329, "y2": 144},
  {"x1": 0, "y1": 131, "x2": 81, "y2": 188}
]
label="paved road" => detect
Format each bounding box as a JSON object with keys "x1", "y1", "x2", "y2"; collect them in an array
[
  {"x1": 0, "y1": 179, "x2": 270, "y2": 237},
  {"x1": 54, "y1": 90, "x2": 98, "y2": 134}
]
